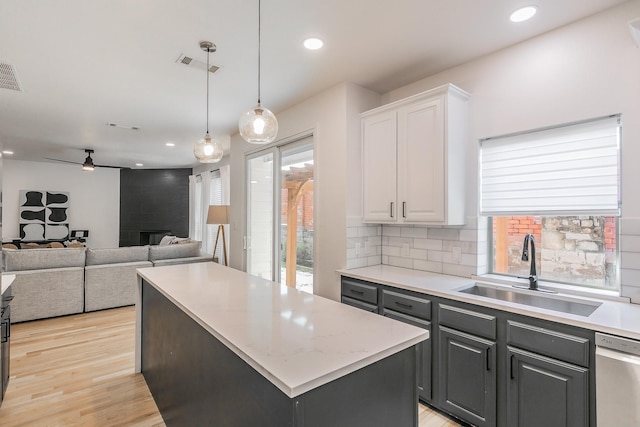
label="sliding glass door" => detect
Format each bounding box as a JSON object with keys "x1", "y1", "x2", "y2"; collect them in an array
[
  {"x1": 245, "y1": 136, "x2": 314, "y2": 292},
  {"x1": 246, "y1": 150, "x2": 275, "y2": 280}
]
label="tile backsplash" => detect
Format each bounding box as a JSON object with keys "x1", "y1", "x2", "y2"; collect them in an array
[
  {"x1": 620, "y1": 217, "x2": 640, "y2": 304},
  {"x1": 347, "y1": 215, "x2": 640, "y2": 304},
  {"x1": 346, "y1": 216, "x2": 488, "y2": 278}
]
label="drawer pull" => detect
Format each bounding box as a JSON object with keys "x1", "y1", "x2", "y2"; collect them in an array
[
  {"x1": 349, "y1": 289, "x2": 365, "y2": 295},
  {"x1": 395, "y1": 301, "x2": 413, "y2": 309}
]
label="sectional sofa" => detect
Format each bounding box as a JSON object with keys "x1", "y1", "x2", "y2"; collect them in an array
[{"x1": 2, "y1": 242, "x2": 211, "y2": 322}]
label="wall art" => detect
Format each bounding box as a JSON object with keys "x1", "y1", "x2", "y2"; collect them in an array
[{"x1": 19, "y1": 190, "x2": 69, "y2": 241}]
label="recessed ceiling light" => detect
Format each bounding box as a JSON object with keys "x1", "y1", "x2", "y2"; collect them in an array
[
  {"x1": 510, "y1": 6, "x2": 537, "y2": 22},
  {"x1": 2, "y1": 150, "x2": 14, "y2": 155},
  {"x1": 135, "y1": 163, "x2": 144, "y2": 167},
  {"x1": 165, "y1": 142, "x2": 175, "y2": 147},
  {"x1": 303, "y1": 38, "x2": 324, "y2": 50}
]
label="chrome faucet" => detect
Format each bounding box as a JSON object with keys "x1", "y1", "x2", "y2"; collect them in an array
[{"x1": 521, "y1": 233, "x2": 538, "y2": 291}]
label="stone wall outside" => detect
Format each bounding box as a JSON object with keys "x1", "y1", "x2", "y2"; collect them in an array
[{"x1": 493, "y1": 216, "x2": 617, "y2": 289}]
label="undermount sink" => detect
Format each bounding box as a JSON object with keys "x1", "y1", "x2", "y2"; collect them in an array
[{"x1": 457, "y1": 283, "x2": 602, "y2": 317}]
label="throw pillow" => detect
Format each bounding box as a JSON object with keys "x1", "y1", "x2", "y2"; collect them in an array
[{"x1": 159, "y1": 235, "x2": 176, "y2": 246}]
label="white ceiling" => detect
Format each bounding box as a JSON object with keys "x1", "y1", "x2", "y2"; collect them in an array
[{"x1": 0, "y1": 0, "x2": 628, "y2": 169}]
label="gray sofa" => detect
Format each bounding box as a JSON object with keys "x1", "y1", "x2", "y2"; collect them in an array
[
  {"x1": 3, "y1": 241, "x2": 210, "y2": 322},
  {"x1": 84, "y1": 246, "x2": 152, "y2": 312},
  {"x1": 3, "y1": 247, "x2": 86, "y2": 323}
]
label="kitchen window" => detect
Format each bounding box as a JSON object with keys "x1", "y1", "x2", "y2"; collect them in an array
[{"x1": 480, "y1": 115, "x2": 621, "y2": 291}]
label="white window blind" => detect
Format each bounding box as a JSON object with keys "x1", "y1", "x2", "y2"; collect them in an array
[{"x1": 480, "y1": 116, "x2": 621, "y2": 216}]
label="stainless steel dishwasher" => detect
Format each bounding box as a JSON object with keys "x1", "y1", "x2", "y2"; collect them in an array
[{"x1": 595, "y1": 332, "x2": 640, "y2": 426}]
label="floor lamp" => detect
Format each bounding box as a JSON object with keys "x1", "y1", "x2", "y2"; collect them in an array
[{"x1": 207, "y1": 205, "x2": 230, "y2": 266}]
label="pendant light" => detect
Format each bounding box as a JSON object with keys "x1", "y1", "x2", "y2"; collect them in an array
[
  {"x1": 194, "y1": 41, "x2": 224, "y2": 163},
  {"x1": 239, "y1": 0, "x2": 278, "y2": 144}
]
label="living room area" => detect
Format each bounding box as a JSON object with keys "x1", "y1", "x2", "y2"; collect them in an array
[{"x1": 0, "y1": 159, "x2": 221, "y2": 323}]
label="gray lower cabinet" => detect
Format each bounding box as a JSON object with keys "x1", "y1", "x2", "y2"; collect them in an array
[
  {"x1": 507, "y1": 347, "x2": 589, "y2": 427},
  {"x1": 339, "y1": 276, "x2": 595, "y2": 427},
  {"x1": 383, "y1": 309, "x2": 432, "y2": 402},
  {"x1": 341, "y1": 278, "x2": 378, "y2": 313},
  {"x1": 438, "y1": 327, "x2": 497, "y2": 427},
  {"x1": 506, "y1": 320, "x2": 590, "y2": 427}
]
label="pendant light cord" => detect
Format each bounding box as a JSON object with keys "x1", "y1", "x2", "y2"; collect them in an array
[
  {"x1": 257, "y1": 0, "x2": 261, "y2": 105},
  {"x1": 206, "y1": 47, "x2": 210, "y2": 135}
]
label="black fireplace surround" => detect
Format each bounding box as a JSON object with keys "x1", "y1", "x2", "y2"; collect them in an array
[{"x1": 119, "y1": 169, "x2": 191, "y2": 247}]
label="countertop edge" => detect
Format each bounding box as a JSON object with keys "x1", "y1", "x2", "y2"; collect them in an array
[{"x1": 1, "y1": 274, "x2": 16, "y2": 295}]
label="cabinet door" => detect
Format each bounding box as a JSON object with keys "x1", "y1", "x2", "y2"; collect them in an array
[
  {"x1": 362, "y1": 110, "x2": 397, "y2": 222},
  {"x1": 438, "y1": 326, "x2": 497, "y2": 427},
  {"x1": 383, "y1": 309, "x2": 432, "y2": 402},
  {"x1": 397, "y1": 96, "x2": 444, "y2": 223},
  {"x1": 507, "y1": 347, "x2": 589, "y2": 427}
]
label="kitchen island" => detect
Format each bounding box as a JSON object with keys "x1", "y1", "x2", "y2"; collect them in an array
[{"x1": 135, "y1": 263, "x2": 428, "y2": 427}]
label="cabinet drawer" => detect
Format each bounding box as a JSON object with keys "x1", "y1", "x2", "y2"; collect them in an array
[
  {"x1": 341, "y1": 278, "x2": 378, "y2": 305},
  {"x1": 438, "y1": 304, "x2": 496, "y2": 340},
  {"x1": 341, "y1": 296, "x2": 378, "y2": 313},
  {"x1": 383, "y1": 290, "x2": 431, "y2": 320},
  {"x1": 507, "y1": 321, "x2": 590, "y2": 367}
]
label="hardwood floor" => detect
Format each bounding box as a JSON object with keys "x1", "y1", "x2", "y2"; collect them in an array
[{"x1": 0, "y1": 306, "x2": 461, "y2": 427}]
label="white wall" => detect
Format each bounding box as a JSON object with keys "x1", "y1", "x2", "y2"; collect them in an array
[
  {"x1": 3, "y1": 160, "x2": 120, "y2": 248},
  {"x1": 373, "y1": 1, "x2": 640, "y2": 301},
  {"x1": 229, "y1": 82, "x2": 379, "y2": 301}
]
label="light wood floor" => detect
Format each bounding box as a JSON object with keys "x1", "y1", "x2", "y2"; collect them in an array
[{"x1": 0, "y1": 306, "x2": 461, "y2": 427}]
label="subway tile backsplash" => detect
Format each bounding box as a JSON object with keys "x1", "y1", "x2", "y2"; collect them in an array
[
  {"x1": 620, "y1": 217, "x2": 640, "y2": 303},
  {"x1": 346, "y1": 216, "x2": 486, "y2": 278},
  {"x1": 347, "y1": 216, "x2": 639, "y2": 304}
]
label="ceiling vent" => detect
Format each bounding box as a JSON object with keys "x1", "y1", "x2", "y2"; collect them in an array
[
  {"x1": 107, "y1": 122, "x2": 140, "y2": 130},
  {"x1": 176, "y1": 54, "x2": 220, "y2": 74},
  {"x1": 0, "y1": 61, "x2": 23, "y2": 92}
]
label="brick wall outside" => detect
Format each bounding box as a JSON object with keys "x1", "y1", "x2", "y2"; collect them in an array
[
  {"x1": 493, "y1": 216, "x2": 618, "y2": 289},
  {"x1": 280, "y1": 189, "x2": 314, "y2": 230}
]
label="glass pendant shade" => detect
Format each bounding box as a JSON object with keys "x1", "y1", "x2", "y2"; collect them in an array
[
  {"x1": 194, "y1": 133, "x2": 223, "y2": 163},
  {"x1": 239, "y1": 103, "x2": 278, "y2": 144},
  {"x1": 193, "y1": 40, "x2": 222, "y2": 163}
]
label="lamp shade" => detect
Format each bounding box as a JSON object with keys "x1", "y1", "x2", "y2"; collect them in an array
[{"x1": 207, "y1": 205, "x2": 230, "y2": 224}]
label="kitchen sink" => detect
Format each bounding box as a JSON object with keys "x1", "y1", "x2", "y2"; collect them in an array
[{"x1": 457, "y1": 283, "x2": 602, "y2": 317}]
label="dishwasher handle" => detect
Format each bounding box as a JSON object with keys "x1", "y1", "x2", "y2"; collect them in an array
[{"x1": 596, "y1": 332, "x2": 640, "y2": 357}]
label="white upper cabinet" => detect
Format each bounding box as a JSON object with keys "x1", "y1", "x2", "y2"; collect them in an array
[{"x1": 361, "y1": 84, "x2": 469, "y2": 225}]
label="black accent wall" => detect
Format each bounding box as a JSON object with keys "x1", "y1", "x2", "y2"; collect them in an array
[{"x1": 120, "y1": 169, "x2": 191, "y2": 247}]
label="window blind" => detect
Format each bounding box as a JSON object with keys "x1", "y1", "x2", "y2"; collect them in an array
[{"x1": 480, "y1": 116, "x2": 620, "y2": 216}]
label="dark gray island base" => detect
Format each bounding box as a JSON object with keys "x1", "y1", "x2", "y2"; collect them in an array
[{"x1": 140, "y1": 280, "x2": 419, "y2": 427}]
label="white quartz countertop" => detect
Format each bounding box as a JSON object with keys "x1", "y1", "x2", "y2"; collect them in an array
[
  {"x1": 1, "y1": 274, "x2": 15, "y2": 295},
  {"x1": 137, "y1": 263, "x2": 428, "y2": 398},
  {"x1": 339, "y1": 265, "x2": 640, "y2": 341}
]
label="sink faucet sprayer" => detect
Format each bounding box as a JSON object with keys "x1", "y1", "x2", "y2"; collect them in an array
[
  {"x1": 514, "y1": 233, "x2": 556, "y2": 294},
  {"x1": 521, "y1": 233, "x2": 538, "y2": 290}
]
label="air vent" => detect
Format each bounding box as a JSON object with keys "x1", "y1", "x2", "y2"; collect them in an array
[
  {"x1": 0, "y1": 61, "x2": 23, "y2": 92},
  {"x1": 107, "y1": 122, "x2": 140, "y2": 130},
  {"x1": 176, "y1": 54, "x2": 220, "y2": 74}
]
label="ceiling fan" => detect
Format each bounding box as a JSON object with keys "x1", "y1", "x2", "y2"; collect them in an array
[{"x1": 46, "y1": 149, "x2": 130, "y2": 171}]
